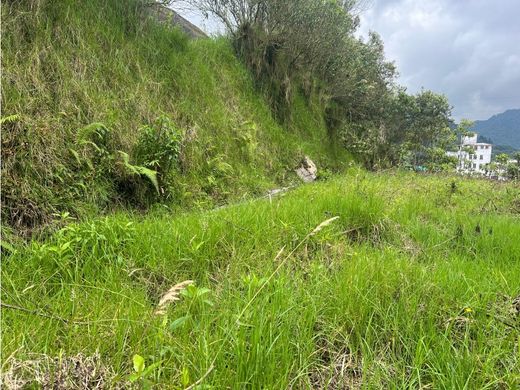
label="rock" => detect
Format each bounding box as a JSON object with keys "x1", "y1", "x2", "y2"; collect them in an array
[{"x1": 295, "y1": 156, "x2": 317, "y2": 182}]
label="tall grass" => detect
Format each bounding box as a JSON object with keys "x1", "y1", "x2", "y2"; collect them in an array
[
  {"x1": 2, "y1": 171, "x2": 519, "y2": 388},
  {"x1": 1, "y1": 0, "x2": 350, "y2": 235}
]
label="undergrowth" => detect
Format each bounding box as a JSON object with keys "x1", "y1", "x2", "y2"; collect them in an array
[
  {"x1": 2, "y1": 171, "x2": 519, "y2": 388},
  {"x1": 1, "y1": 0, "x2": 349, "y2": 236}
]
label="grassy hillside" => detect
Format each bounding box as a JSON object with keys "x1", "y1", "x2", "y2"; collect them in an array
[
  {"x1": 1, "y1": 0, "x2": 349, "y2": 236},
  {"x1": 2, "y1": 171, "x2": 519, "y2": 388},
  {"x1": 2, "y1": 1, "x2": 519, "y2": 389}
]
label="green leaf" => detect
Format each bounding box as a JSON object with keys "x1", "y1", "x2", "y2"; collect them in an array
[
  {"x1": 197, "y1": 288, "x2": 211, "y2": 298},
  {"x1": 142, "y1": 360, "x2": 163, "y2": 377},
  {"x1": 0, "y1": 240, "x2": 16, "y2": 254},
  {"x1": 169, "y1": 315, "x2": 191, "y2": 331},
  {"x1": 181, "y1": 366, "x2": 190, "y2": 387},
  {"x1": 135, "y1": 166, "x2": 160, "y2": 194},
  {"x1": 133, "y1": 354, "x2": 145, "y2": 374},
  {"x1": 118, "y1": 151, "x2": 160, "y2": 193},
  {"x1": 0, "y1": 114, "x2": 20, "y2": 125},
  {"x1": 77, "y1": 122, "x2": 110, "y2": 143},
  {"x1": 69, "y1": 148, "x2": 82, "y2": 165}
]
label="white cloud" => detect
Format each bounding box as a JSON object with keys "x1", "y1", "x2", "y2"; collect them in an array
[{"x1": 359, "y1": 0, "x2": 520, "y2": 120}]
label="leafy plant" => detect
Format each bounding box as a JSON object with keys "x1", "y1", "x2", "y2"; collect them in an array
[
  {"x1": 181, "y1": 284, "x2": 214, "y2": 308},
  {"x1": 118, "y1": 151, "x2": 160, "y2": 194},
  {"x1": 129, "y1": 354, "x2": 162, "y2": 389},
  {"x1": 167, "y1": 284, "x2": 215, "y2": 333},
  {"x1": 134, "y1": 116, "x2": 183, "y2": 187},
  {"x1": 77, "y1": 122, "x2": 111, "y2": 152},
  {"x1": 0, "y1": 114, "x2": 21, "y2": 125}
]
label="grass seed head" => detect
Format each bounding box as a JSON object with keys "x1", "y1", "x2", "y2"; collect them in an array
[
  {"x1": 155, "y1": 280, "x2": 194, "y2": 315},
  {"x1": 310, "y1": 216, "x2": 340, "y2": 236}
]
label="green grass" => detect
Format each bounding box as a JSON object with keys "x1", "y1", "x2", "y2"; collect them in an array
[
  {"x1": 2, "y1": 171, "x2": 519, "y2": 388},
  {"x1": 1, "y1": 0, "x2": 350, "y2": 235}
]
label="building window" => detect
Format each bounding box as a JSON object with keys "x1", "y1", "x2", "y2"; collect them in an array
[
  {"x1": 473, "y1": 163, "x2": 477, "y2": 168},
  {"x1": 480, "y1": 155, "x2": 483, "y2": 160}
]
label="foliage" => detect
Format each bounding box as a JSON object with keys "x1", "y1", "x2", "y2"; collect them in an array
[
  {"x1": 494, "y1": 152, "x2": 520, "y2": 180},
  {"x1": 129, "y1": 354, "x2": 162, "y2": 388},
  {"x1": 118, "y1": 151, "x2": 160, "y2": 194},
  {"x1": 2, "y1": 171, "x2": 520, "y2": 387},
  {"x1": 187, "y1": 0, "x2": 456, "y2": 170},
  {"x1": 134, "y1": 116, "x2": 183, "y2": 191},
  {"x1": 341, "y1": 89, "x2": 454, "y2": 170},
  {"x1": 1, "y1": 0, "x2": 350, "y2": 235}
]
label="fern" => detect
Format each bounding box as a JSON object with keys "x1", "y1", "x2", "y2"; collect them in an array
[
  {"x1": 0, "y1": 114, "x2": 21, "y2": 125},
  {"x1": 118, "y1": 151, "x2": 160, "y2": 194},
  {"x1": 77, "y1": 122, "x2": 111, "y2": 146}
]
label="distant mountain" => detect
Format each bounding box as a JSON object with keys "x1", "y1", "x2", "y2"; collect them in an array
[{"x1": 471, "y1": 109, "x2": 520, "y2": 149}]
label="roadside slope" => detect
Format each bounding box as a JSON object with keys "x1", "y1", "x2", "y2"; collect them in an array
[{"x1": 1, "y1": 0, "x2": 349, "y2": 235}]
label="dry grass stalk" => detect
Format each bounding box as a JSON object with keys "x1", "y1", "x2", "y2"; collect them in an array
[
  {"x1": 1, "y1": 352, "x2": 118, "y2": 389},
  {"x1": 310, "y1": 216, "x2": 340, "y2": 236},
  {"x1": 155, "y1": 280, "x2": 194, "y2": 315}
]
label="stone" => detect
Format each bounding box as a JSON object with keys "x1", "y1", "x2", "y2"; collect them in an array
[{"x1": 295, "y1": 156, "x2": 317, "y2": 182}]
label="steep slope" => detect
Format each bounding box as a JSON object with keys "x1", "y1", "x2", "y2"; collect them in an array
[
  {"x1": 472, "y1": 109, "x2": 520, "y2": 149},
  {"x1": 1, "y1": 0, "x2": 349, "y2": 235}
]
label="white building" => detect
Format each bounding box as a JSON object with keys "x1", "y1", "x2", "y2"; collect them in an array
[{"x1": 447, "y1": 133, "x2": 492, "y2": 174}]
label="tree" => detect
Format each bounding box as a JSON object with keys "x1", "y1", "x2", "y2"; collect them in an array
[
  {"x1": 184, "y1": 0, "x2": 378, "y2": 119},
  {"x1": 496, "y1": 153, "x2": 509, "y2": 165},
  {"x1": 181, "y1": 0, "x2": 456, "y2": 170}
]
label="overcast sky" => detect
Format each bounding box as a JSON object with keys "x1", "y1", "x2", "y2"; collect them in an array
[
  {"x1": 178, "y1": 0, "x2": 520, "y2": 121},
  {"x1": 358, "y1": 0, "x2": 520, "y2": 121}
]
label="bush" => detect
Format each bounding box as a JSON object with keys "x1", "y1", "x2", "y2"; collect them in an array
[{"x1": 134, "y1": 116, "x2": 183, "y2": 193}]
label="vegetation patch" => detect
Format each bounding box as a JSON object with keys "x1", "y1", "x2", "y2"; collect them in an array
[
  {"x1": 2, "y1": 172, "x2": 519, "y2": 388},
  {"x1": 1, "y1": 0, "x2": 350, "y2": 236},
  {"x1": 1, "y1": 352, "x2": 119, "y2": 390}
]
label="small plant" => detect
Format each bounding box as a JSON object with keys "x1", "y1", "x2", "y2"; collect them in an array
[
  {"x1": 129, "y1": 354, "x2": 162, "y2": 389},
  {"x1": 180, "y1": 284, "x2": 214, "y2": 308},
  {"x1": 166, "y1": 284, "x2": 214, "y2": 334},
  {"x1": 134, "y1": 116, "x2": 183, "y2": 189},
  {"x1": 0, "y1": 114, "x2": 21, "y2": 125},
  {"x1": 77, "y1": 122, "x2": 111, "y2": 153},
  {"x1": 155, "y1": 280, "x2": 195, "y2": 315},
  {"x1": 118, "y1": 151, "x2": 160, "y2": 194}
]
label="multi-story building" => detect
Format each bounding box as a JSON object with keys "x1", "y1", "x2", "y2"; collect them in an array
[{"x1": 447, "y1": 133, "x2": 492, "y2": 173}]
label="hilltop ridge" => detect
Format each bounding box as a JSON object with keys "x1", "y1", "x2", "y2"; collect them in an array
[{"x1": 472, "y1": 109, "x2": 520, "y2": 149}]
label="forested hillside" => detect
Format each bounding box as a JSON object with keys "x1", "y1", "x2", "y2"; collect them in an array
[{"x1": 473, "y1": 109, "x2": 520, "y2": 149}]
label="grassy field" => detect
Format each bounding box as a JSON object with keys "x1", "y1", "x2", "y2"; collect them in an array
[{"x1": 2, "y1": 171, "x2": 519, "y2": 388}]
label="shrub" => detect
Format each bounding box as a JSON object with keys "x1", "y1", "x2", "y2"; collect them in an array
[{"x1": 134, "y1": 116, "x2": 183, "y2": 192}]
